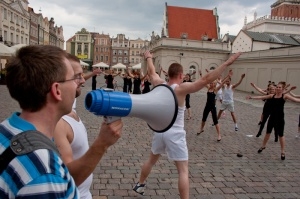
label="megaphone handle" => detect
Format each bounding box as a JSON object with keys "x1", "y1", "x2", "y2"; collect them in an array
[{"x1": 104, "y1": 116, "x2": 121, "y2": 124}]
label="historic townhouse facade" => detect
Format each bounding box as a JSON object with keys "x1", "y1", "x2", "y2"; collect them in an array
[
  {"x1": 129, "y1": 38, "x2": 149, "y2": 67},
  {"x1": 0, "y1": 0, "x2": 64, "y2": 48},
  {"x1": 93, "y1": 33, "x2": 111, "y2": 66},
  {"x1": 0, "y1": 0, "x2": 30, "y2": 46},
  {"x1": 111, "y1": 34, "x2": 130, "y2": 66}
]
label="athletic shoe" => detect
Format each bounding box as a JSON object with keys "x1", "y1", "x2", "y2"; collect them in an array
[
  {"x1": 235, "y1": 127, "x2": 239, "y2": 131},
  {"x1": 133, "y1": 183, "x2": 146, "y2": 195}
]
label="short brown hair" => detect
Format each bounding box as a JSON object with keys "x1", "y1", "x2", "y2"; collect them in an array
[
  {"x1": 6, "y1": 45, "x2": 68, "y2": 112},
  {"x1": 168, "y1": 63, "x2": 183, "y2": 78}
]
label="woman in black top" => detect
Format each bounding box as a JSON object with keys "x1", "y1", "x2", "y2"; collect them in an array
[
  {"x1": 126, "y1": 67, "x2": 147, "y2": 94},
  {"x1": 198, "y1": 71, "x2": 232, "y2": 141},
  {"x1": 102, "y1": 69, "x2": 120, "y2": 89},
  {"x1": 247, "y1": 82, "x2": 299, "y2": 160}
]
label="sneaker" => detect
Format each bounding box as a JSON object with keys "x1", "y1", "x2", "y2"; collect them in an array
[
  {"x1": 133, "y1": 182, "x2": 146, "y2": 195},
  {"x1": 235, "y1": 127, "x2": 239, "y2": 131}
]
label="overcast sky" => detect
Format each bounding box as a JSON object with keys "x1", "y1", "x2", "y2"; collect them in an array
[{"x1": 28, "y1": 0, "x2": 275, "y2": 44}]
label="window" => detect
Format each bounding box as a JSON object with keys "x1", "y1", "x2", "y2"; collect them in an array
[
  {"x1": 132, "y1": 51, "x2": 134, "y2": 55},
  {"x1": 118, "y1": 50, "x2": 122, "y2": 55},
  {"x1": 96, "y1": 47, "x2": 98, "y2": 52},
  {"x1": 96, "y1": 55, "x2": 99, "y2": 61},
  {"x1": 4, "y1": 31, "x2": 7, "y2": 41},
  {"x1": 124, "y1": 57, "x2": 128, "y2": 63},
  {"x1": 136, "y1": 51, "x2": 140, "y2": 55},
  {"x1": 21, "y1": 36, "x2": 23, "y2": 43},
  {"x1": 124, "y1": 50, "x2": 128, "y2": 56},
  {"x1": 106, "y1": 56, "x2": 108, "y2": 61},
  {"x1": 3, "y1": 8, "x2": 7, "y2": 19},
  {"x1": 16, "y1": 35, "x2": 19, "y2": 43},
  {"x1": 77, "y1": 44, "x2": 82, "y2": 53},
  {"x1": 79, "y1": 35, "x2": 87, "y2": 41},
  {"x1": 113, "y1": 57, "x2": 117, "y2": 63},
  {"x1": 132, "y1": 44, "x2": 134, "y2": 47},
  {"x1": 131, "y1": 58, "x2": 134, "y2": 62},
  {"x1": 136, "y1": 44, "x2": 139, "y2": 48},
  {"x1": 10, "y1": 33, "x2": 13, "y2": 42},
  {"x1": 113, "y1": 50, "x2": 117, "y2": 55},
  {"x1": 100, "y1": 56, "x2": 103, "y2": 62},
  {"x1": 84, "y1": 43, "x2": 88, "y2": 54},
  {"x1": 136, "y1": 58, "x2": 139, "y2": 63},
  {"x1": 118, "y1": 57, "x2": 122, "y2": 62}
]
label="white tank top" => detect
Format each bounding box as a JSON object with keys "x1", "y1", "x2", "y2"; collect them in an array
[
  {"x1": 62, "y1": 113, "x2": 93, "y2": 199},
  {"x1": 222, "y1": 85, "x2": 233, "y2": 103},
  {"x1": 167, "y1": 84, "x2": 185, "y2": 130}
]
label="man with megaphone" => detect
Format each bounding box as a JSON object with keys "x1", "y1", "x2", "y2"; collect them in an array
[{"x1": 133, "y1": 50, "x2": 241, "y2": 198}]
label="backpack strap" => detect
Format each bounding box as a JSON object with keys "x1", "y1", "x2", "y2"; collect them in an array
[{"x1": 0, "y1": 130, "x2": 59, "y2": 174}]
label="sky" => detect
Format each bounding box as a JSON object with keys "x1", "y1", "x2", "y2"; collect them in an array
[{"x1": 28, "y1": 0, "x2": 276, "y2": 44}]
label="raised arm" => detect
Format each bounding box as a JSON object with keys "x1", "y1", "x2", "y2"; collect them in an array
[
  {"x1": 250, "y1": 83, "x2": 268, "y2": 95},
  {"x1": 285, "y1": 94, "x2": 300, "y2": 103},
  {"x1": 112, "y1": 71, "x2": 121, "y2": 77},
  {"x1": 216, "y1": 70, "x2": 232, "y2": 91},
  {"x1": 144, "y1": 51, "x2": 165, "y2": 86},
  {"x1": 126, "y1": 66, "x2": 135, "y2": 78},
  {"x1": 232, "y1": 73, "x2": 245, "y2": 89},
  {"x1": 283, "y1": 86, "x2": 296, "y2": 94}
]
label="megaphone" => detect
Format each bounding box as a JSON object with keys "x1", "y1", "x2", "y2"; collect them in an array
[{"x1": 85, "y1": 84, "x2": 178, "y2": 132}]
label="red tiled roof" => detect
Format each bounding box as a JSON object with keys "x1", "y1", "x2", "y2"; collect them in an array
[
  {"x1": 66, "y1": 35, "x2": 75, "y2": 42},
  {"x1": 167, "y1": 6, "x2": 218, "y2": 40}
]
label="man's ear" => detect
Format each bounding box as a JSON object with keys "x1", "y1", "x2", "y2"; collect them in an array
[{"x1": 50, "y1": 83, "x2": 63, "y2": 101}]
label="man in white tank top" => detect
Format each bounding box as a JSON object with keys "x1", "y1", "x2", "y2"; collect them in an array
[
  {"x1": 54, "y1": 54, "x2": 123, "y2": 199},
  {"x1": 217, "y1": 74, "x2": 245, "y2": 131},
  {"x1": 133, "y1": 50, "x2": 241, "y2": 199}
]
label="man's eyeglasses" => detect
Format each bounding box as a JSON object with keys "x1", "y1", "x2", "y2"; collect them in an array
[{"x1": 57, "y1": 73, "x2": 84, "y2": 84}]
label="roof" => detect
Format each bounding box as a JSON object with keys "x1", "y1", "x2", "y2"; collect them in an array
[
  {"x1": 244, "y1": 31, "x2": 300, "y2": 45},
  {"x1": 66, "y1": 35, "x2": 75, "y2": 42},
  {"x1": 167, "y1": 5, "x2": 218, "y2": 40}
]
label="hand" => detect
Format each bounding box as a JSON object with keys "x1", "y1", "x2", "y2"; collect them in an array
[
  {"x1": 290, "y1": 86, "x2": 297, "y2": 91},
  {"x1": 246, "y1": 96, "x2": 251, "y2": 100},
  {"x1": 97, "y1": 120, "x2": 123, "y2": 148},
  {"x1": 228, "y1": 69, "x2": 233, "y2": 77},
  {"x1": 241, "y1": 73, "x2": 245, "y2": 78},
  {"x1": 92, "y1": 68, "x2": 101, "y2": 75},
  {"x1": 144, "y1": 50, "x2": 153, "y2": 60},
  {"x1": 250, "y1": 82, "x2": 254, "y2": 87},
  {"x1": 205, "y1": 69, "x2": 209, "y2": 73}
]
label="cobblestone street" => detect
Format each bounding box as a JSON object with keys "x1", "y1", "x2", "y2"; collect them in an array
[{"x1": 1, "y1": 76, "x2": 300, "y2": 199}]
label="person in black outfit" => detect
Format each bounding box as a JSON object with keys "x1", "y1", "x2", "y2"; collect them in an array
[
  {"x1": 92, "y1": 75, "x2": 97, "y2": 90},
  {"x1": 126, "y1": 67, "x2": 146, "y2": 94},
  {"x1": 183, "y1": 72, "x2": 196, "y2": 120},
  {"x1": 142, "y1": 75, "x2": 151, "y2": 94},
  {"x1": 198, "y1": 70, "x2": 232, "y2": 141},
  {"x1": 102, "y1": 69, "x2": 120, "y2": 89},
  {"x1": 247, "y1": 82, "x2": 300, "y2": 160}
]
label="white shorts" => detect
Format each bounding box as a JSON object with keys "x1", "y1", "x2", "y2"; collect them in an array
[
  {"x1": 220, "y1": 101, "x2": 234, "y2": 112},
  {"x1": 151, "y1": 129, "x2": 188, "y2": 161}
]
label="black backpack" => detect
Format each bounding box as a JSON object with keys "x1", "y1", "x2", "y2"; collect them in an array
[{"x1": 0, "y1": 130, "x2": 59, "y2": 174}]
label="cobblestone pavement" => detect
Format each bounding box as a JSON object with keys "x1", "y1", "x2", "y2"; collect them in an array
[{"x1": 1, "y1": 76, "x2": 300, "y2": 199}]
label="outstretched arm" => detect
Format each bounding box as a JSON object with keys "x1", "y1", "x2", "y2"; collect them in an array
[
  {"x1": 177, "y1": 52, "x2": 242, "y2": 95},
  {"x1": 250, "y1": 83, "x2": 268, "y2": 95},
  {"x1": 83, "y1": 68, "x2": 101, "y2": 80},
  {"x1": 144, "y1": 51, "x2": 165, "y2": 86},
  {"x1": 246, "y1": 94, "x2": 273, "y2": 100},
  {"x1": 232, "y1": 73, "x2": 245, "y2": 89},
  {"x1": 289, "y1": 91, "x2": 300, "y2": 98},
  {"x1": 285, "y1": 94, "x2": 300, "y2": 103}
]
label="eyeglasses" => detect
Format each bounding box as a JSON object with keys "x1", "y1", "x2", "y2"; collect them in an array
[{"x1": 57, "y1": 73, "x2": 84, "y2": 84}]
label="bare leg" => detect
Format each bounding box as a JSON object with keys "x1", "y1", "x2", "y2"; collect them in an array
[
  {"x1": 174, "y1": 160, "x2": 189, "y2": 199},
  {"x1": 139, "y1": 152, "x2": 160, "y2": 184},
  {"x1": 200, "y1": 121, "x2": 205, "y2": 132},
  {"x1": 230, "y1": 112, "x2": 237, "y2": 123},
  {"x1": 217, "y1": 110, "x2": 223, "y2": 120},
  {"x1": 262, "y1": 133, "x2": 271, "y2": 148},
  {"x1": 215, "y1": 124, "x2": 221, "y2": 140}
]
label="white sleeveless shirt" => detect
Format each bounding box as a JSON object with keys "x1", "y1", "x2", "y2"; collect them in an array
[
  {"x1": 62, "y1": 112, "x2": 93, "y2": 199},
  {"x1": 222, "y1": 85, "x2": 234, "y2": 103},
  {"x1": 168, "y1": 84, "x2": 185, "y2": 130}
]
